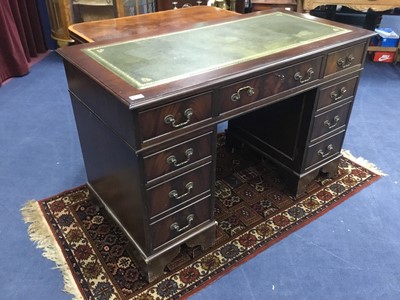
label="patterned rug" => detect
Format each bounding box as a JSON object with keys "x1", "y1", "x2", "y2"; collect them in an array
[{"x1": 22, "y1": 136, "x2": 383, "y2": 300}]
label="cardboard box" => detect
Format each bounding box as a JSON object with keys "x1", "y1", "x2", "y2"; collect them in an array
[{"x1": 373, "y1": 51, "x2": 395, "y2": 63}]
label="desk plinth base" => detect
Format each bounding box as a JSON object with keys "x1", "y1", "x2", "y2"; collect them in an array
[
  {"x1": 90, "y1": 184, "x2": 217, "y2": 283},
  {"x1": 275, "y1": 156, "x2": 341, "y2": 197},
  {"x1": 225, "y1": 131, "x2": 341, "y2": 197},
  {"x1": 126, "y1": 221, "x2": 217, "y2": 283}
]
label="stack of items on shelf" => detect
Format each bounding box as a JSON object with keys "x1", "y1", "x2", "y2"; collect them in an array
[{"x1": 370, "y1": 27, "x2": 399, "y2": 63}]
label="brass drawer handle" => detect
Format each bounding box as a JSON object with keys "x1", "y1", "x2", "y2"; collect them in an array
[
  {"x1": 164, "y1": 108, "x2": 193, "y2": 128},
  {"x1": 169, "y1": 182, "x2": 194, "y2": 200},
  {"x1": 294, "y1": 67, "x2": 314, "y2": 84},
  {"x1": 337, "y1": 54, "x2": 355, "y2": 69},
  {"x1": 231, "y1": 86, "x2": 255, "y2": 102},
  {"x1": 167, "y1": 148, "x2": 194, "y2": 167},
  {"x1": 318, "y1": 144, "x2": 334, "y2": 158},
  {"x1": 170, "y1": 214, "x2": 194, "y2": 233},
  {"x1": 330, "y1": 87, "x2": 347, "y2": 101},
  {"x1": 324, "y1": 115, "x2": 340, "y2": 129}
]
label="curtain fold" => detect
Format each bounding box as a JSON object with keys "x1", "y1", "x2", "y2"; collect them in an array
[{"x1": 0, "y1": 0, "x2": 47, "y2": 85}]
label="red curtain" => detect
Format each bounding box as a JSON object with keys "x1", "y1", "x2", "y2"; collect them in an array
[{"x1": 0, "y1": 0, "x2": 47, "y2": 85}]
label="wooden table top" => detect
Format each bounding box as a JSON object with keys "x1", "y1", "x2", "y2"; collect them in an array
[
  {"x1": 60, "y1": 9, "x2": 374, "y2": 110},
  {"x1": 82, "y1": 12, "x2": 351, "y2": 89},
  {"x1": 68, "y1": 6, "x2": 238, "y2": 44}
]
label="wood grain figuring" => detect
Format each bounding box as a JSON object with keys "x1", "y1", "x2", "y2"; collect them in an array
[
  {"x1": 150, "y1": 195, "x2": 213, "y2": 250},
  {"x1": 252, "y1": 0, "x2": 297, "y2": 11},
  {"x1": 155, "y1": 0, "x2": 244, "y2": 11},
  {"x1": 69, "y1": 6, "x2": 238, "y2": 43},
  {"x1": 142, "y1": 131, "x2": 213, "y2": 183},
  {"x1": 218, "y1": 56, "x2": 323, "y2": 115},
  {"x1": 324, "y1": 43, "x2": 366, "y2": 77},
  {"x1": 139, "y1": 92, "x2": 213, "y2": 142},
  {"x1": 58, "y1": 9, "x2": 375, "y2": 282},
  {"x1": 316, "y1": 75, "x2": 359, "y2": 111},
  {"x1": 302, "y1": 0, "x2": 400, "y2": 12},
  {"x1": 310, "y1": 101, "x2": 352, "y2": 141},
  {"x1": 146, "y1": 162, "x2": 212, "y2": 220},
  {"x1": 305, "y1": 130, "x2": 345, "y2": 169}
]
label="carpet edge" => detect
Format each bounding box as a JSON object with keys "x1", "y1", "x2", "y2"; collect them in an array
[
  {"x1": 182, "y1": 162, "x2": 383, "y2": 299},
  {"x1": 21, "y1": 200, "x2": 84, "y2": 300},
  {"x1": 20, "y1": 153, "x2": 383, "y2": 299},
  {"x1": 342, "y1": 150, "x2": 387, "y2": 176}
]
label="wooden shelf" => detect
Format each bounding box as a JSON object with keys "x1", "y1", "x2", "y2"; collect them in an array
[
  {"x1": 368, "y1": 46, "x2": 398, "y2": 52},
  {"x1": 252, "y1": 0, "x2": 297, "y2": 11},
  {"x1": 368, "y1": 40, "x2": 400, "y2": 63}
]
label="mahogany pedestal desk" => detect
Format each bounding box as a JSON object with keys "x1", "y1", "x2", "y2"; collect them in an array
[{"x1": 58, "y1": 7, "x2": 374, "y2": 282}]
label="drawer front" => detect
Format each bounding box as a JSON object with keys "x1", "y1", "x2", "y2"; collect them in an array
[
  {"x1": 149, "y1": 196, "x2": 212, "y2": 250},
  {"x1": 138, "y1": 92, "x2": 212, "y2": 142},
  {"x1": 305, "y1": 131, "x2": 345, "y2": 169},
  {"x1": 143, "y1": 131, "x2": 212, "y2": 182},
  {"x1": 324, "y1": 43, "x2": 366, "y2": 77},
  {"x1": 147, "y1": 162, "x2": 212, "y2": 219},
  {"x1": 310, "y1": 101, "x2": 352, "y2": 141},
  {"x1": 218, "y1": 57, "x2": 323, "y2": 115},
  {"x1": 317, "y1": 76, "x2": 358, "y2": 111}
]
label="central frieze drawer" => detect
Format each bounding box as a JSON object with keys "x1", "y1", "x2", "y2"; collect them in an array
[
  {"x1": 147, "y1": 162, "x2": 212, "y2": 220},
  {"x1": 324, "y1": 43, "x2": 366, "y2": 77},
  {"x1": 143, "y1": 131, "x2": 213, "y2": 183},
  {"x1": 304, "y1": 130, "x2": 346, "y2": 170},
  {"x1": 218, "y1": 56, "x2": 323, "y2": 115},
  {"x1": 310, "y1": 101, "x2": 352, "y2": 142},
  {"x1": 149, "y1": 195, "x2": 212, "y2": 250},
  {"x1": 138, "y1": 92, "x2": 213, "y2": 142}
]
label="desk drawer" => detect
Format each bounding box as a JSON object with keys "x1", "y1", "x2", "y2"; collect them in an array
[
  {"x1": 143, "y1": 132, "x2": 212, "y2": 182},
  {"x1": 146, "y1": 162, "x2": 212, "y2": 219},
  {"x1": 218, "y1": 57, "x2": 323, "y2": 115},
  {"x1": 305, "y1": 131, "x2": 345, "y2": 169},
  {"x1": 138, "y1": 92, "x2": 212, "y2": 142},
  {"x1": 324, "y1": 43, "x2": 366, "y2": 76},
  {"x1": 149, "y1": 195, "x2": 212, "y2": 250},
  {"x1": 310, "y1": 101, "x2": 352, "y2": 141},
  {"x1": 317, "y1": 76, "x2": 358, "y2": 111}
]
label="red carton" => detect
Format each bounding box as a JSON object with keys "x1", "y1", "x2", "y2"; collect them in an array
[{"x1": 373, "y1": 51, "x2": 395, "y2": 63}]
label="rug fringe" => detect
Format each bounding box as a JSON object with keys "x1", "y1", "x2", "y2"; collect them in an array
[
  {"x1": 21, "y1": 201, "x2": 84, "y2": 300},
  {"x1": 342, "y1": 150, "x2": 387, "y2": 176}
]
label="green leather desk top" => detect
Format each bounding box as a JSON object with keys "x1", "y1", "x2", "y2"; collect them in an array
[{"x1": 83, "y1": 12, "x2": 350, "y2": 89}]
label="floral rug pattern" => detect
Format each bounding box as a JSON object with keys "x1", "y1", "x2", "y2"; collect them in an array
[{"x1": 29, "y1": 141, "x2": 380, "y2": 299}]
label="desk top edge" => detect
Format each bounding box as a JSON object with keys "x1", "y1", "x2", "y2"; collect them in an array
[{"x1": 58, "y1": 10, "x2": 375, "y2": 109}]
